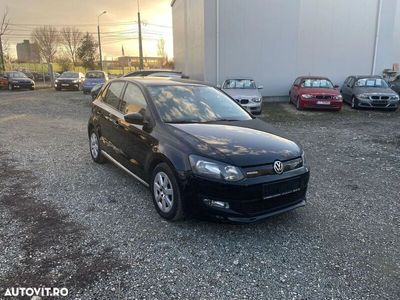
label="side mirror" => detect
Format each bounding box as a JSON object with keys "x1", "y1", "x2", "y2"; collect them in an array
[
  {"x1": 124, "y1": 112, "x2": 145, "y2": 125},
  {"x1": 258, "y1": 85, "x2": 264, "y2": 90},
  {"x1": 334, "y1": 85, "x2": 339, "y2": 89}
]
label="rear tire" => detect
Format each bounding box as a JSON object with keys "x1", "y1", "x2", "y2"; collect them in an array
[
  {"x1": 151, "y1": 163, "x2": 185, "y2": 221},
  {"x1": 89, "y1": 130, "x2": 106, "y2": 164}
]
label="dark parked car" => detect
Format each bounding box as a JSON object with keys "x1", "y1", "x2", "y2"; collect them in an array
[
  {"x1": 289, "y1": 76, "x2": 343, "y2": 111},
  {"x1": 389, "y1": 74, "x2": 400, "y2": 95},
  {"x1": 88, "y1": 77, "x2": 310, "y2": 223},
  {"x1": 54, "y1": 72, "x2": 85, "y2": 91},
  {"x1": 341, "y1": 76, "x2": 399, "y2": 110},
  {"x1": 0, "y1": 71, "x2": 35, "y2": 90},
  {"x1": 82, "y1": 71, "x2": 108, "y2": 94},
  {"x1": 90, "y1": 70, "x2": 188, "y2": 100}
]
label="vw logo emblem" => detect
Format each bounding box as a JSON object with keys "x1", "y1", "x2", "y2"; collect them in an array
[{"x1": 274, "y1": 160, "x2": 284, "y2": 175}]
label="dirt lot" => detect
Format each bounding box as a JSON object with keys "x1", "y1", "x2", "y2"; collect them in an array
[{"x1": 0, "y1": 89, "x2": 399, "y2": 299}]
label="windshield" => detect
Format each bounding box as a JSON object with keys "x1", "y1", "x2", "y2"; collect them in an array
[
  {"x1": 301, "y1": 79, "x2": 333, "y2": 88},
  {"x1": 148, "y1": 85, "x2": 252, "y2": 123},
  {"x1": 60, "y1": 72, "x2": 79, "y2": 78},
  {"x1": 223, "y1": 79, "x2": 256, "y2": 89},
  {"x1": 9, "y1": 72, "x2": 27, "y2": 78},
  {"x1": 86, "y1": 72, "x2": 105, "y2": 79},
  {"x1": 355, "y1": 78, "x2": 388, "y2": 88}
]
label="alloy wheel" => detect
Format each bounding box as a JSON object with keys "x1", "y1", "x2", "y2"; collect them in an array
[
  {"x1": 90, "y1": 132, "x2": 99, "y2": 158},
  {"x1": 153, "y1": 172, "x2": 174, "y2": 213}
]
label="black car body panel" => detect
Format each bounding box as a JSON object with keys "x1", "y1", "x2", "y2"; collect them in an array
[{"x1": 88, "y1": 77, "x2": 310, "y2": 223}]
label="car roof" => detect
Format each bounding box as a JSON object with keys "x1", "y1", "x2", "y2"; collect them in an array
[
  {"x1": 113, "y1": 76, "x2": 208, "y2": 87},
  {"x1": 350, "y1": 75, "x2": 383, "y2": 79},
  {"x1": 224, "y1": 77, "x2": 254, "y2": 81},
  {"x1": 297, "y1": 76, "x2": 330, "y2": 80}
]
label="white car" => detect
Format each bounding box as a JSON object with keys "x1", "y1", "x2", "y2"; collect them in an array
[{"x1": 219, "y1": 77, "x2": 263, "y2": 114}]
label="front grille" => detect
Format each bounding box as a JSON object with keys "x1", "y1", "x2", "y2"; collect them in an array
[
  {"x1": 370, "y1": 95, "x2": 390, "y2": 100},
  {"x1": 233, "y1": 189, "x2": 306, "y2": 215},
  {"x1": 244, "y1": 157, "x2": 303, "y2": 178},
  {"x1": 239, "y1": 99, "x2": 249, "y2": 104},
  {"x1": 316, "y1": 95, "x2": 332, "y2": 99}
]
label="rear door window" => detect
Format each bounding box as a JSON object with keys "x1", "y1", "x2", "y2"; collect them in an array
[{"x1": 103, "y1": 81, "x2": 125, "y2": 110}]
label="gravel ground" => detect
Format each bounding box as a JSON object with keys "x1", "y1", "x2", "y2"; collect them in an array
[{"x1": 0, "y1": 89, "x2": 399, "y2": 299}]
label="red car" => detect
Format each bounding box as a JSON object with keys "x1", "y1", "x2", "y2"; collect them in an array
[{"x1": 289, "y1": 76, "x2": 343, "y2": 111}]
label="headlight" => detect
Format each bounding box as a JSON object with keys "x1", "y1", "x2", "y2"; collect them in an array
[
  {"x1": 189, "y1": 155, "x2": 244, "y2": 182},
  {"x1": 301, "y1": 151, "x2": 306, "y2": 165},
  {"x1": 72, "y1": 80, "x2": 78, "y2": 83},
  {"x1": 55, "y1": 79, "x2": 59, "y2": 83},
  {"x1": 357, "y1": 93, "x2": 369, "y2": 100},
  {"x1": 252, "y1": 97, "x2": 262, "y2": 103},
  {"x1": 301, "y1": 94, "x2": 314, "y2": 99},
  {"x1": 334, "y1": 95, "x2": 343, "y2": 100},
  {"x1": 390, "y1": 95, "x2": 399, "y2": 100}
]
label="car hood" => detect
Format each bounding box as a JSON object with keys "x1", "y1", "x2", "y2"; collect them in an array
[
  {"x1": 222, "y1": 89, "x2": 261, "y2": 99},
  {"x1": 168, "y1": 119, "x2": 301, "y2": 167},
  {"x1": 299, "y1": 87, "x2": 340, "y2": 95},
  {"x1": 353, "y1": 87, "x2": 396, "y2": 95}
]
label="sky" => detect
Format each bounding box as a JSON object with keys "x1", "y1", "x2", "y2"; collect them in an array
[{"x1": 0, "y1": 0, "x2": 173, "y2": 60}]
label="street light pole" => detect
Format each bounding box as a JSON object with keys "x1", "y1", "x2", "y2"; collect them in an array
[
  {"x1": 97, "y1": 11, "x2": 107, "y2": 70},
  {"x1": 137, "y1": 0, "x2": 144, "y2": 70}
]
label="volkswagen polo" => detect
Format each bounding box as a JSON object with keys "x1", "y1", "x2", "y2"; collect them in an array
[{"x1": 88, "y1": 77, "x2": 310, "y2": 223}]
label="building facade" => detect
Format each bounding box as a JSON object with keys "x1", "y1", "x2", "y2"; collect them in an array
[
  {"x1": 172, "y1": 0, "x2": 400, "y2": 96},
  {"x1": 16, "y1": 40, "x2": 40, "y2": 63}
]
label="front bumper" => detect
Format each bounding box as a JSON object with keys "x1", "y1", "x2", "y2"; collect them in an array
[
  {"x1": 182, "y1": 166, "x2": 310, "y2": 223},
  {"x1": 242, "y1": 103, "x2": 262, "y2": 113},
  {"x1": 55, "y1": 82, "x2": 80, "y2": 90},
  {"x1": 300, "y1": 99, "x2": 342, "y2": 110},
  {"x1": 356, "y1": 98, "x2": 399, "y2": 109},
  {"x1": 12, "y1": 82, "x2": 34, "y2": 89}
]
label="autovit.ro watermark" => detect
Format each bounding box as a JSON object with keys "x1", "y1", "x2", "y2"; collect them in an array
[{"x1": 3, "y1": 287, "x2": 68, "y2": 298}]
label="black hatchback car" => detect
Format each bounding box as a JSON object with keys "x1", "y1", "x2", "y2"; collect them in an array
[{"x1": 88, "y1": 77, "x2": 310, "y2": 223}]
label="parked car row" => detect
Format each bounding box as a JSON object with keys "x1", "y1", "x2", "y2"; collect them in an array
[{"x1": 288, "y1": 75, "x2": 399, "y2": 111}]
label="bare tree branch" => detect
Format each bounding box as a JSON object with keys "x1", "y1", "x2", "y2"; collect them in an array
[
  {"x1": 0, "y1": 7, "x2": 10, "y2": 71},
  {"x1": 60, "y1": 26, "x2": 83, "y2": 66},
  {"x1": 31, "y1": 25, "x2": 59, "y2": 63}
]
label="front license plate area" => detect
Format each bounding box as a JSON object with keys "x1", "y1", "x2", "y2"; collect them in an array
[
  {"x1": 263, "y1": 179, "x2": 301, "y2": 199},
  {"x1": 61, "y1": 84, "x2": 69, "y2": 86},
  {"x1": 317, "y1": 101, "x2": 331, "y2": 105}
]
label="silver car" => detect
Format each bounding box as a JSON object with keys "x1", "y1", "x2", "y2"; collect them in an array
[{"x1": 219, "y1": 78, "x2": 263, "y2": 114}]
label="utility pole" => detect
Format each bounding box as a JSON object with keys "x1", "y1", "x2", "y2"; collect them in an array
[
  {"x1": 97, "y1": 11, "x2": 107, "y2": 70},
  {"x1": 137, "y1": 0, "x2": 144, "y2": 70}
]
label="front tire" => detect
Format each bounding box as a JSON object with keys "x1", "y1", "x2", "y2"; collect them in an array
[
  {"x1": 89, "y1": 130, "x2": 106, "y2": 164},
  {"x1": 151, "y1": 163, "x2": 185, "y2": 221},
  {"x1": 351, "y1": 96, "x2": 358, "y2": 109},
  {"x1": 296, "y1": 97, "x2": 302, "y2": 110}
]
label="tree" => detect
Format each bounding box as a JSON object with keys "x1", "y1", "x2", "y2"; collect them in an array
[
  {"x1": 77, "y1": 32, "x2": 98, "y2": 70},
  {"x1": 31, "y1": 25, "x2": 59, "y2": 63},
  {"x1": 0, "y1": 7, "x2": 10, "y2": 71},
  {"x1": 60, "y1": 26, "x2": 83, "y2": 66},
  {"x1": 56, "y1": 55, "x2": 72, "y2": 72}
]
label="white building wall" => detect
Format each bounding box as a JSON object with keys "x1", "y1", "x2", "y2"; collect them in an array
[
  {"x1": 172, "y1": 0, "x2": 205, "y2": 80},
  {"x1": 172, "y1": 0, "x2": 399, "y2": 96}
]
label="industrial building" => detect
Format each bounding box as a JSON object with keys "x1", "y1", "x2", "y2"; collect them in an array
[
  {"x1": 172, "y1": 0, "x2": 400, "y2": 96},
  {"x1": 16, "y1": 40, "x2": 40, "y2": 63}
]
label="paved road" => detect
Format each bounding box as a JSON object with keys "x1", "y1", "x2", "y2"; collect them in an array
[{"x1": 0, "y1": 89, "x2": 399, "y2": 299}]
